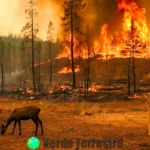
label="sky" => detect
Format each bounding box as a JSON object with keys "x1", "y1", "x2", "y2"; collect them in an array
[
  {"x1": 0, "y1": 0, "x2": 149, "y2": 41},
  {"x1": 0, "y1": 0, "x2": 119, "y2": 41},
  {"x1": 0, "y1": 0, "x2": 62, "y2": 40}
]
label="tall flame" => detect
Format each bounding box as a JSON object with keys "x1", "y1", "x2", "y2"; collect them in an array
[
  {"x1": 57, "y1": 0, "x2": 150, "y2": 60},
  {"x1": 58, "y1": 67, "x2": 80, "y2": 74},
  {"x1": 117, "y1": 0, "x2": 149, "y2": 43}
]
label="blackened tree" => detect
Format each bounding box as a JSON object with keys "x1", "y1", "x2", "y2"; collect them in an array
[
  {"x1": 21, "y1": 0, "x2": 39, "y2": 92},
  {"x1": 0, "y1": 37, "x2": 5, "y2": 94},
  {"x1": 121, "y1": 19, "x2": 143, "y2": 96},
  {"x1": 47, "y1": 21, "x2": 55, "y2": 86},
  {"x1": 61, "y1": 0, "x2": 86, "y2": 88}
]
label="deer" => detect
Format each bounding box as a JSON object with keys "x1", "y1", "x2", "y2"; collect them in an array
[{"x1": 1, "y1": 106, "x2": 43, "y2": 136}]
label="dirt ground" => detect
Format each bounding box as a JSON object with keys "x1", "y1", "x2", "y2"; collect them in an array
[{"x1": 0, "y1": 97, "x2": 150, "y2": 150}]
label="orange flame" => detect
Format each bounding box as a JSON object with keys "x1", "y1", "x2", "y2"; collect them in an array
[
  {"x1": 30, "y1": 59, "x2": 51, "y2": 67},
  {"x1": 57, "y1": 0, "x2": 149, "y2": 60},
  {"x1": 56, "y1": 34, "x2": 88, "y2": 59},
  {"x1": 58, "y1": 67, "x2": 80, "y2": 74}
]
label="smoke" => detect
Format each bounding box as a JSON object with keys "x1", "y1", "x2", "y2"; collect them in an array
[
  {"x1": 0, "y1": 0, "x2": 149, "y2": 40},
  {"x1": 138, "y1": 0, "x2": 150, "y2": 25},
  {"x1": 85, "y1": 0, "x2": 120, "y2": 35},
  {"x1": 37, "y1": 0, "x2": 64, "y2": 40}
]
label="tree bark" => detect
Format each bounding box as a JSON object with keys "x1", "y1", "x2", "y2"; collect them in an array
[
  {"x1": 49, "y1": 42, "x2": 53, "y2": 86},
  {"x1": 7, "y1": 45, "x2": 11, "y2": 76},
  {"x1": 105, "y1": 45, "x2": 108, "y2": 86},
  {"x1": 70, "y1": 0, "x2": 76, "y2": 88},
  {"x1": 131, "y1": 18, "x2": 136, "y2": 95},
  {"x1": 132, "y1": 50, "x2": 136, "y2": 93},
  {"x1": 38, "y1": 45, "x2": 41, "y2": 92},
  {"x1": 0, "y1": 63, "x2": 4, "y2": 94},
  {"x1": 12, "y1": 46, "x2": 16, "y2": 74},
  {"x1": 84, "y1": 67, "x2": 87, "y2": 96},
  {"x1": 86, "y1": 29, "x2": 90, "y2": 96},
  {"x1": 31, "y1": 0, "x2": 36, "y2": 92},
  {"x1": 128, "y1": 50, "x2": 131, "y2": 96}
]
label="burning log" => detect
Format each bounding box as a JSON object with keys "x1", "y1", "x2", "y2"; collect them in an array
[{"x1": 58, "y1": 67, "x2": 80, "y2": 74}]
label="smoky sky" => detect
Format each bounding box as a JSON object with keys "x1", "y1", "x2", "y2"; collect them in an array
[
  {"x1": 84, "y1": 0, "x2": 150, "y2": 37},
  {"x1": 40, "y1": 0, "x2": 150, "y2": 39},
  {"x1": 87, "y1": 0, "x2": 120, "y2": 35},
  {"x1": 0, "y1": 0, "x2": 149, "y2": 40}
]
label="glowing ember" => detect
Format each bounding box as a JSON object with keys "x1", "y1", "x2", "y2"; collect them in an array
[
  {"x1": 88, "y1": 84, "x2": 104, "y2": 92},
  {"x1": 30, "y1": 59, "x2": 51, "y2": 67},
  {"x1": 26, "y1": 88, "x2": 33, "y2": 94},
  {"x1": 58, "y1": 67, "x2": 80, "y2": 74}
]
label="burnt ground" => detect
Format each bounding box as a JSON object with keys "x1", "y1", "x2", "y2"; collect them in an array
[{"x1": 0, "y1": 97, "x2": 150, "y2": 150}]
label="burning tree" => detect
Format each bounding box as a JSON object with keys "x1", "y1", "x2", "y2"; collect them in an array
[
  {"x1": 117, "y1": 0, "x2": 148, "y2": 96},
  {"x1": 47, "y1": 21, "x2": 55, "y2": 86},
  {"x1": 83, "y1": 25, "x2": 91, "y2": 95},
  {"x1": 61, "y1": 0, "x2": 86, "y2": 88},
  {"x1": 122, "y1": 19, "x2": 143, "y2": 96},
  {"x1": 21, "y1": 0, "x2": 39, "y2": 92}
]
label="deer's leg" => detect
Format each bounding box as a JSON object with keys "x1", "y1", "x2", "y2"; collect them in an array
[
  {"x1": 18, "y1": 120, "x2": 21, "y2": 135},
  {"x1": 37, "y1": 116, "x2": 43, "y2": 135},
  {"x1": 11, "y1": 121, "x2": 17, "y2": 135},
  {"x1": 32, "y1": 118, "x2": 38, "y2": 136}
]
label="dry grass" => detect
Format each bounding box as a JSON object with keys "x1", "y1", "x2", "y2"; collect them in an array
[{"x1": 0, "y1": 97, "x2": 149, "y2": 150}]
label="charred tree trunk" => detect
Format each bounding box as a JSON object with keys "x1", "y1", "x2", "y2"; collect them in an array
[
  {"x1": 21, "y1": 41, "x2": 27, "y2": 80},
  {"x1": 49, "y1": 42, "x2": 53, "y2": 86},
  {"x1": 7, "y1": 46, "x2": 11, "y2": 76},
  {"x1": 132, "y1": 50, "x2": 136, "y2": 94},
  {"x1": 22, "y1": 47, "x2": 27, "y2": 80},
  {"x1": 131, "y1": 18, "x2": 136, "y2": 95},
  {"x1": 56, "y1": 38, "x2": 60, "y2": 55},
  {"x1": 86, "y1": 30, "x2": 90, "y2": 96},
  {"x1": 84, "y1": 67, "x2": 87, "y2": 96},
  {"x1": 0, "y1": 63, "x2": 4, "y2": 94},
  {"x1": 38, "y1": 47, "x2": 41, "y2": 92},
  {"x1": 70, "y1": 0, "x2": 76, "y2": 88},
  {"x1": 31, "y1": 1, "x2": 36, "y2": 92},
  {"x1": 12, "y1": 46, "x2": 16, "y2": 74},
  {"x1": 105, "y1": 46, "x2": 108, "y2": 87},
  {"x1": 86, "y1": 55, "x2": 90, "y2": 95},
  {"x1": 128, "y1": 50, "x2": 132, "y2": 96}
]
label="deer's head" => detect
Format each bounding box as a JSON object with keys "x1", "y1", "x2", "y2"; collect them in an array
[{"x1": 1, "y1": 120, "x2": 7, "y2": 135}]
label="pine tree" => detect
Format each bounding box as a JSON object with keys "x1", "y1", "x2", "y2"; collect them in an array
[
  {"x1": 61, "y1": 0, "x2": 86, "y2": 88},
  {"x1": 122, "y1": 19, "x2": 143, "y2": 96},
  {"x1": 47, "y1": 21, "x2": 54, "y2": 86},
  {"x1": 21, "y1": 0, "x2": 39, "y2": 92},
  {"x1": 0, "y1": 37, "x2": 5, "y2": 94},
  {"x1": 84, "y1": 25, "x2": 91, "y2": 95}
]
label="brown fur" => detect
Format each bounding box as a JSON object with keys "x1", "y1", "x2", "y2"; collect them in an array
[{"x1": 1, "y1": 106, "x2": 43, "y2": 135}]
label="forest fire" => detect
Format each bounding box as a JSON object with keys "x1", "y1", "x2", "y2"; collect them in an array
[
  {"x1": 58, "y1": 67, "x2": 80, "y2": 74},
  {"x1": 57, "y1": 0, "x2": 150, "y2": 60},
  {"x1": 30, "y1": 59, "x2": 51, "y2": 67},
  {"x1": 56, "y1": 34, "x2": 88, "y2": 60}
]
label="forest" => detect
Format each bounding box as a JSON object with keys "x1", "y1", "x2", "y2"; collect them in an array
[{"x1": 0, "y1": 0, "x2": 150, "y2": 149}]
